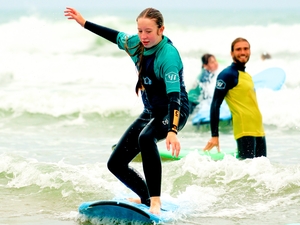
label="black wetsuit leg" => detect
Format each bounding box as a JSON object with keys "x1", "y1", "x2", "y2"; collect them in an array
[
  {"x1": 255, "y1": 136, "x2": 267, "y2": 157},
  {"x1": 236, "y1": 136, "x2": 267, "y2": 159},
  {"x1": 107, "y1": 112, "x2": 152, "y2": 205},
  {"x1": 138, "y1": 117, "x2": 163, "y2": 198},
  {"x1": 139, "y1": 112, "x2": 189, "y2": 197},
  {"x1": 107, "y1": 109, "x2": 188, "y2": 205}
]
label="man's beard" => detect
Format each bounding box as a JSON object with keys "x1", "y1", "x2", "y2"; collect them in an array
[{"x1": 232, "y1": 55, "x2": 249, "y2": 66}]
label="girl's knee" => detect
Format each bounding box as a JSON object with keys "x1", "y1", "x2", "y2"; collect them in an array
[
  {"x1": 107, "y1": 157, "x2": 115, "y2": 173},
  {"x1": 138, "y1": 131, "x2": 152, "y2": 148}
]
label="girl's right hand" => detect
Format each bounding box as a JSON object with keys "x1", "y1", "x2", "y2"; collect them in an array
[{"x1": 64, "y1": 7, "x2": 86, "y2": 27}]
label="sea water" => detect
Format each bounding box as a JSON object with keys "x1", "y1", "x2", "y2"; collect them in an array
[{"x1": 0, "y1": 6, "x2": 300, "y2": 225}]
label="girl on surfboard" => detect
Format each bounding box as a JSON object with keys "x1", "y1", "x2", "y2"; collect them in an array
[{"x1": 64, "y1": 7, "x2": 189, "y2": 215}]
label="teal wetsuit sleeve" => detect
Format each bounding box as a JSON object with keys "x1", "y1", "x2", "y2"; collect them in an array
[
  {"x1": 155, "y1": 44, "x2": 182, "y2": 94},
  {"x1": 155, "y1": 43, "x2": 183, "y2": 134},
  {"x1": 116, "y1": 33, "x2": 139, "y2": 52},
  {"x1": 161, "y1": 47, "x2": 182, "y2": 133},
  {"x1": 116, "y1": 32, "x2": 140, "y2": 63}
]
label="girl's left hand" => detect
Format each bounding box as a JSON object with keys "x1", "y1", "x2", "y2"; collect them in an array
[{"x1": 166, "y1": 132, "x2": 181, "y2": 157}]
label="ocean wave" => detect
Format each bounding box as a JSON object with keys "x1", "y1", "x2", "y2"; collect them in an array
[
  {"x1": 0, "y1": 13, "x2": 299, "y2": 130},
  {"x1": 1, "y1": 13, "x2": 300, "y2": 57},
  {"x1": 1, "y1": 152, "x2": 299, "y2": 220}
]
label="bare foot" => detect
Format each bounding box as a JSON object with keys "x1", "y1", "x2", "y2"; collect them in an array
[
  {"x1": 127, "y1": 197, "x2": 141, "y2": 204},
  {"x1": 149, "y1": 196, "x2": 161, "y2": 215}
]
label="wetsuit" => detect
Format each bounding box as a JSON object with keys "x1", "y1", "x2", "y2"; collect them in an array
[
  {"x1": 188, "y1": 68, "x2": 216, "y2": 114},
  {"x1": 210, "y1": 62, "x2": 266, "y2": 159},
  {"x1": 198, "y1": 68, "x2": 216, "y2": 100},
  {"x1": 84, "y1": 22, "x2": 189, "y2": 205}
]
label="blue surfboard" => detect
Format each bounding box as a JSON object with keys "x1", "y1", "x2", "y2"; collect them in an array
[
  {"x1": 192, "y1": 101, "x2": 231, "y2": 124},
  {"x1": 252, "y1": 67, "x2": 286, "y2": 91},
  {"x1": 78, "y1": 199, "x2": 177, "y2": 224},
  {"x1": 192, "y1": 67, "x2": 286, "y2": 125}
]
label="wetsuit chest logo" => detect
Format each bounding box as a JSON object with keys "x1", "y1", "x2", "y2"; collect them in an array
[
  {"x1": 162, "y1": 118, "x2": 169, "y2": 125},
  {"x1": 143, "y1": 77, "x2": 152, "y2": 85}
]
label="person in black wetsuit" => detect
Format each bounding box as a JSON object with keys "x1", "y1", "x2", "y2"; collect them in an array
[
  {"x1": 64, "y1": 7, "x2": 189, "y2": 214},
  {"x1": 203, "y1": 37, "x2": 266, "y2": 159}
]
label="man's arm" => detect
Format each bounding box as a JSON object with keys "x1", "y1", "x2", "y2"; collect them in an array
[{"x1": 203, "y1": 69, "x2": 233, "y2": 151}]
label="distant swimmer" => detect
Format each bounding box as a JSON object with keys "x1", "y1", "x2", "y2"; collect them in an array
[{"x1": 261, "y1": 52, "x2": 271, "y2": 60}]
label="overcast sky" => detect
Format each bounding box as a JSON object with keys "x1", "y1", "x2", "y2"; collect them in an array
[{"x1": 1, "y1": 0, "x2": 300, "y2": 10}]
